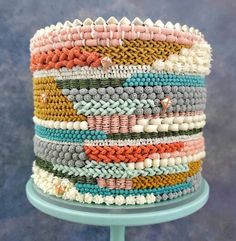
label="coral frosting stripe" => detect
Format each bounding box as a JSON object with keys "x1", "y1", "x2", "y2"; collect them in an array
[
  {"x1": 84, "y1": 138, "x2": 204, "y2": 163},
  {"x1": 30, "y1": 47, "x2": 102, "y2": 71},
  {"x1": 84, "y1": 142, "x2": 184, "y2": 163}
]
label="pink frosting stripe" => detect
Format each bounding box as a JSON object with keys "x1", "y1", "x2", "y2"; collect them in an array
[
  {"x1": 87, "y1": 115, "x2": 137, "y2": 134},
  {"x1": 142, "y1": 137, "x2": 204, "y2": 159},
  {"x1": 32, "y1": 24, "x2": 202, "y2": 42},
  {"x1": 30, "y1": 25, "x2": 203, "y2": 55},
  {"x1": 148, "y1": 137, "x2": 205, "y2": 159},
  {"x1": 97, "y1": 178, "x2": 133, "y2": 190}
]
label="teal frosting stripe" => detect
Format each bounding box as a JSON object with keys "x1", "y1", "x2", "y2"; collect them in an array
[
  {"x1": 35, "y1": 125, "x2": 107, "y2": 143},
  {"x1": 75, "y1": 181, "x2": 192, "y2": 197},
  {"x1": 123, "y1": 73, "x2": 205, "y2": 87}
]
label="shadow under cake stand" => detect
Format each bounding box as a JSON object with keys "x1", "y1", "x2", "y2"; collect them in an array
[{"x1": 26, "y1": 179, "x2": 209, "y2": 241}]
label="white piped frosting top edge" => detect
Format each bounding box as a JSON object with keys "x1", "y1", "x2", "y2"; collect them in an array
[{"x1": 32, "y1": 16, "x2": 203, "y2": 39}]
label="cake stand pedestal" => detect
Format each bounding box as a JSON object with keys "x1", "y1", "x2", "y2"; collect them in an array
[{"x1": 26, "y1": 179, "x2": 209, "y2": 241}]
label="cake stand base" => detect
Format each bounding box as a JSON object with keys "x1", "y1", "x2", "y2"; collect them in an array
[{"x1": 26, "y1": 179, "x2": 209, "y2": 241}]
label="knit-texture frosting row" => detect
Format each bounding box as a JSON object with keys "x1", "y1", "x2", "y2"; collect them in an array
[{"x1": 30, "y1": 16, "x2": 212, "y2": 206}]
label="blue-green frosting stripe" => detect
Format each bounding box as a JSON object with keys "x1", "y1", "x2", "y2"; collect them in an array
[
  {"x1": 75, "y1": 181, "x2": 192, "y2": 197},
  {"x1": 35, "y1": 125, "x2": 107, "y2": 143},
  {"x1": 123, "y1": 73, "x2": 205, "y2": 87}
]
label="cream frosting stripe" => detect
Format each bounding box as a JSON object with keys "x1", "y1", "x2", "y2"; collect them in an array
[
  {"x1": 33, "y1": 114, "x2": 206, "y2": 131},
  {"x1": 33, "y1": 116, "x2": 89, "y2": 130},
  {"x1": 48, "y1": 151, "x2": 205, "y2": 175}
]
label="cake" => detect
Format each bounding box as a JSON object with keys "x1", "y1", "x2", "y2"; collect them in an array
[{"x1": 30, "y1": 17, "x2": 212, "y2": 206}]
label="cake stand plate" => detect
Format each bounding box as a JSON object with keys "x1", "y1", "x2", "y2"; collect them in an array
[{"x1": 26, "y1": 179, "x2": 209, "y2": 241}]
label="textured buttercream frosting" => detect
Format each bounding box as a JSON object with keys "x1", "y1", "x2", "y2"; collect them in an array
[{"x1": 30, "y1": 17, "x2": 212, "y2": 205}]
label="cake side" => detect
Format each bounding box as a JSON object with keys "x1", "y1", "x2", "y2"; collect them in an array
[{"x1": 30, "y1": 17, "x2": 212, "y2": 205}]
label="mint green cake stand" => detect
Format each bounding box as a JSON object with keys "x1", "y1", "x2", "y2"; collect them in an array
[{"x1": 26, "y1": 179, "x2": 209, "y2": 241}]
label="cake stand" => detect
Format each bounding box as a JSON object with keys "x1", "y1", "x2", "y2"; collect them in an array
[{"x1": 26, "y1": 179, "x2": 209, "y2": 241}]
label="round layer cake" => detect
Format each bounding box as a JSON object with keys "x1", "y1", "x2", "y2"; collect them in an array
[{"x1": 30, "y1": 17, "x2": 212, "y2": 206}]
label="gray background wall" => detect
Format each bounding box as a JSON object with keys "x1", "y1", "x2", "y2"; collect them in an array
[{"x1": 0, "y1": 0, "x2": 236, "y2": 240}]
